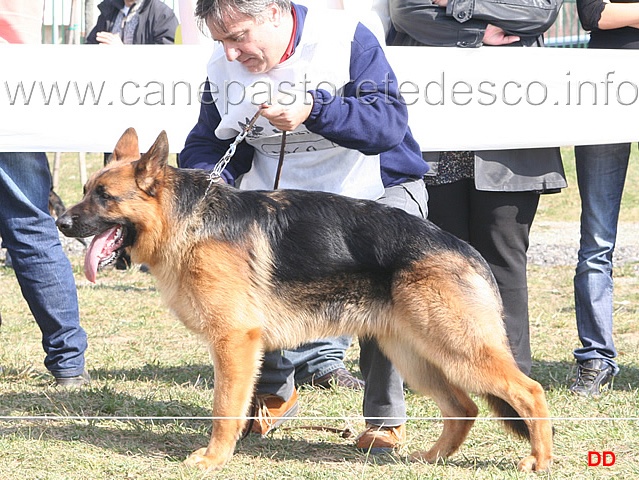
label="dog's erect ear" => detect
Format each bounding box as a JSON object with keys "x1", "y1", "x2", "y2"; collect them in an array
[
  {"x1": 110, "y1": 127, "x2": 140, "y2": 163},
  {"x1": 134, "y1": 130, "x2": 169, "y2": 195}
]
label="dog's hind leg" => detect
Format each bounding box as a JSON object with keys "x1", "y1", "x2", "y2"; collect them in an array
[
  {"x1": 184, "y1": 327, "x2": 264, "y2": 471},
  {"x1": 400, "y1": 336, "x2": 552, "y2": 471},
  {"x1": 469, "y1": 351, "x2": 553, "y2": 472},
  {"x1": 380, "y1": 340, "x2": 478, "y2": 464},
  {"x1": 392, "y1": 262, "x2": 552, "y2": 471}
]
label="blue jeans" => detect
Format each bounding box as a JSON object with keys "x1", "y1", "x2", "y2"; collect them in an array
[
  {"x1": 0, "y1": 152, "x2": 87, "y2": 378},
  {"x1": 258, "y1": 336, "x2": 352, "y2": 399},
  {"x1": 573, "y1": 143, "x2": 630, "y2": 375}
]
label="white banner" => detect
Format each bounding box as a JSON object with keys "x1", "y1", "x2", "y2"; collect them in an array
[{"x1": 1, "y1": 44, "x2": 638, "y2": 152}]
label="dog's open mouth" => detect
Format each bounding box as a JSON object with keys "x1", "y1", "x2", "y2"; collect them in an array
[{"x1": 84, "y1": 225, "x2": 125, "y2": 283}]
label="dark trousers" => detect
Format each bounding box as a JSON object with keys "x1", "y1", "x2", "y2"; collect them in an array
[
  {"x1": 359, "y1": 179, "x2": 428, "y2": 426},
  {"x1": 426, "y1": 179, "x2": 540, "y2": 375}
]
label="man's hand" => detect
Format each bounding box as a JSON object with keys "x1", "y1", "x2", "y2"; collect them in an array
[
  {"x1": 95, "y1": 32, "x2": 124, "y2": 45},
  {"x1": 483, "y1": 24, "x2": 520, "y2": 45},
  {"x1": 259, "y1": 95, "x2": 313, "y2": 132}
]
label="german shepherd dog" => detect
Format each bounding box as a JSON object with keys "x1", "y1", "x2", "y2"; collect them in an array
[{"x1": 57, "y1": 128, "x2": 552, "y2": 472}]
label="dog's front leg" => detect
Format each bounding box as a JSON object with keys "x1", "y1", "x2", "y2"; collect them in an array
[{"x1": 184, "y1": 328, "x2": 263, "y2": 471}]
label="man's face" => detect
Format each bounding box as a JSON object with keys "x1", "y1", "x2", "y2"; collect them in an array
[{"x1": 207, "y1": 5, "x2": 285, "y2": 74}]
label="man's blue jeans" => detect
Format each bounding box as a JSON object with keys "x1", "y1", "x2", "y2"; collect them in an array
[
  {"x1": 573, "y1": 143, "x2": 631, "y2": 375},
  {"x1": 258, "y1": 336, "x2": 352, "y2": 399},
  {"x1": 0, "y1": 152, "x2": 87, "y2": 378}
]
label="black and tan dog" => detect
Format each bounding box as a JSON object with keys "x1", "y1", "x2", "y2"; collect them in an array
[{"x1": 57, "y1": 128, "x2": 552, "y2": 472}]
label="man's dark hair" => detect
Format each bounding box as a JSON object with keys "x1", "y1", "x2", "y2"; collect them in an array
[{"x1": 195, "y1": 0, "x2": 292, "y2": 34}]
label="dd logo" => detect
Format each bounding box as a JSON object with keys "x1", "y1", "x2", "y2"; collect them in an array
[{"x1": 588, "y1": 451, "x2": 616, "y2": 467}]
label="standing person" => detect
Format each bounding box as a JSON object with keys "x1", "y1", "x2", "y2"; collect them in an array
[
  {"x1": 180, "y1": 0, "x2": 429, "y2": 452},
  {"x1": 569, "y1": 0, "x2": 639, "y2": 397},
  {"x1": 389, "y1": 0, "x2": 567, "y2": 376},
  {"x1": 86, "y1": 0, "x2": 178, "y2": 45},
  {"x1": 0, "y1": 0, "x2": 89, "y2": 387},
  {"x1": 178, "y1": 0, "x2": 363, "y2": 398}
]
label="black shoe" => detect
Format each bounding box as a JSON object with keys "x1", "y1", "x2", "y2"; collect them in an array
[
  {"x1": 569, "y1": 359, "x2": 614, "y2": 397},
  {"x1": 55, "y1": 370, "x2": 91, "y2": 388},
  {"x1": 312, "y1": 367, "x2": 364, "y2": 390}
]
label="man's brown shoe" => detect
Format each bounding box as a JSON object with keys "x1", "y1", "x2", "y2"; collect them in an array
[
  {"x1": 355, "y1": 423, "x2": 406, "y2": 454},
  {"x1": 244, "y1": 389, "x2": 299, "y2": 437},
  {"x1": 312, "y1": 367, "x2": 365, "y2": 390}
]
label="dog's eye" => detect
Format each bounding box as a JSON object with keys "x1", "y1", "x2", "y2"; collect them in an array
[{"x1": 96, "y1": 184, "x2": 113, "y2": 201}]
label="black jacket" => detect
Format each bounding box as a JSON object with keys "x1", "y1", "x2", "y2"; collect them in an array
[
  {"x1": 389, "y1": 0, "x2": 566, "y2": 192},
  {"x1": 86, "y1": 0, "x2": 178, "y2": 44},
  {"x1": 390, "y1": 0, "x2": 562, "y2": 48}
]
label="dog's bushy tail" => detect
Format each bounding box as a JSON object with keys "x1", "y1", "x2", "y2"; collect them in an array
[{"x1": 484, "y1": 395, "x2": 530, "y2": 440}]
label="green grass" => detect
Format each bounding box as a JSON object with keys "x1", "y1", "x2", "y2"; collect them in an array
[{"x1": 1, "y1": 148, "x2": 638, "y2": 479}]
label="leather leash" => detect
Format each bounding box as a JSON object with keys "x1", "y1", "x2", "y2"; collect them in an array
[
  {"x1": 281, "y1": 425, "x2": 354, "y2": 438},
  {"x1": 273, "y1": 130, "x2": 287, "y2": 190}
]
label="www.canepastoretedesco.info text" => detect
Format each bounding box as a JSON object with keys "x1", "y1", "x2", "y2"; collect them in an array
[{"x1": 4, "y1": 71, "x2": 639, "y2": 108}]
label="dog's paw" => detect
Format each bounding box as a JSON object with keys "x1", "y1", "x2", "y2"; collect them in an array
[
  {"x1": 408, "y1": 449, "x2": 441, "y2": 464},
  {"x1": 183, "y1": 448, "x2": 227, "y2": 471},
  {"x1": 517, "y1": 455, "x2": 552, "y2": 472}
]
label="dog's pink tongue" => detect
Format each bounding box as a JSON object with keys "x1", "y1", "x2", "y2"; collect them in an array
[{"x1": 84, "y1": 226, "x2": 119, "y2": 283}]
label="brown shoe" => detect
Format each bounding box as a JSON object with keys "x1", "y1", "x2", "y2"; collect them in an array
[
  {"x1": 355, "y1": 423, "x2": 406, "y2": 454},
  {"x1": 312, "y1": 367, "x2": 365, "y2": 390},
  {"x1": 244, "y1": 389, "x2": 299, "y2": 437}
]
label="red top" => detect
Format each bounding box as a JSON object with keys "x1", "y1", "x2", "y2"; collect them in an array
[{"x1": 278, "y1": 6, "x2": 297, "y2": 63}]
